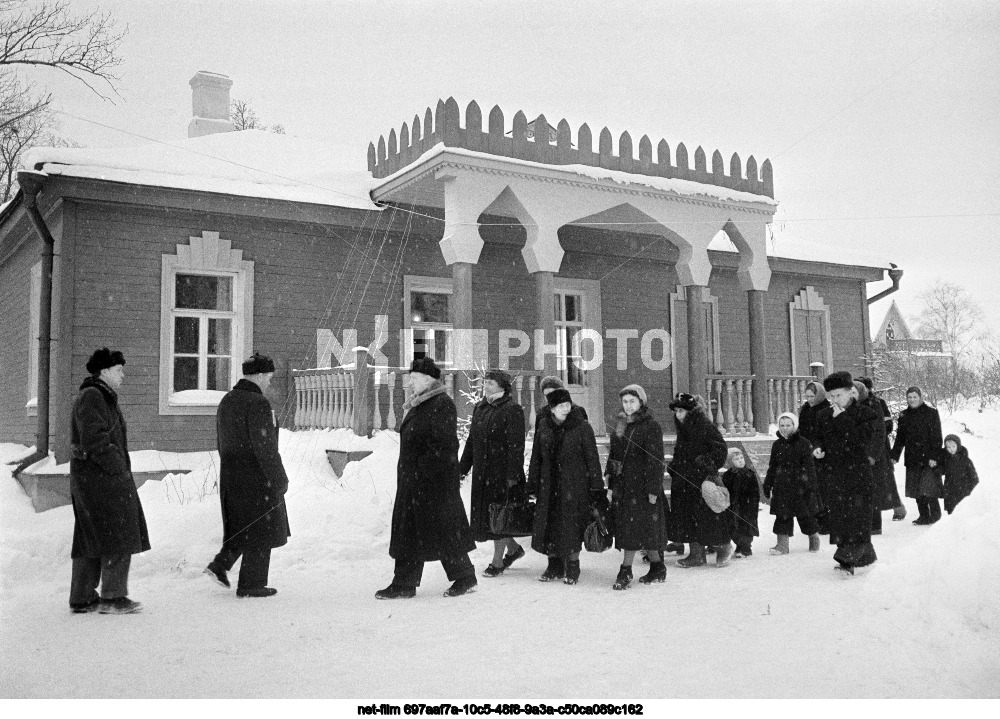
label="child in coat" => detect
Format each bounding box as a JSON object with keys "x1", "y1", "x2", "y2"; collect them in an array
[
  {"x1": 722, "y1": 447, "x2": 760, "y2": 558},
  {"x1": 939, "y1": 434, "x2": 980, "y2": 515}
]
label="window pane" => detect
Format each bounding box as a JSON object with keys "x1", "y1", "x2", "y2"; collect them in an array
[
  {"x1": 173, "y1": 357, "x2": 198, "y2": 391},
  {"x1": 208, "y1": 318, "x2": 232, "y2": 355},
  {"x1": 554, "y1": 294, "x2": 562, "y2": 321},
  {"x1": 176, "y1": 274, "x2": 232, "y2": 311},
  {"x1": 207, "y1": 357, "x2": 231, "y2": 391},
  {"x1": 174, "y1": 316, "x2": 199, "y2": 354},
  {"x1": 411, "y1": 291, "x2": 449, "y2": 324},
  {"x1": 565, "y1": 294, "x2": 581, "y2": 322},
  {"x1": 412, "y1": 330, "x2": 429, "y2": 360},
  {"x1": 433, "y1": 330, "x2": 448, "y2": 362}
]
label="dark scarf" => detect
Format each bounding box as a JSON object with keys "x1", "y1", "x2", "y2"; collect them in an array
[{"x1": 80, "y1": 376, "x2": 118, "y2": 406}]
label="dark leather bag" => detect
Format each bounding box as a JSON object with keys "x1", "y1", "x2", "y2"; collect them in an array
[{"x1": 489, "y1": 495, "x2": 535, "y2": 537}]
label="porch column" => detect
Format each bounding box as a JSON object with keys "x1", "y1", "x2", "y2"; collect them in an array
[
  {"x1": 747, "y1": 289, "x2": 769, "y2": 433},
  {"x1": 450, "y1": 262, "x2": 474, "y2": 419},
  {"x1": 534, "y1": 270, "x2": 558, "y2": 377},
  {"x1": 685, "y1": 285, "x2": 707, "y2": 397}
]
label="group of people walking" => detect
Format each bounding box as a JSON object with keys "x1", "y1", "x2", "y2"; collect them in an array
[{"x1": 65, "y1": 346, "x2": 981, "y2": 612}]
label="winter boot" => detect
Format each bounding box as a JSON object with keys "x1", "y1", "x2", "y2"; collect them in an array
[
  {"x1": 204, "y1": 562, "x2": 230, "y2": 588},
  {"x1": 563, "y1": 559, "x2": 581, "y2": 585},
  {"x1": 443, "y1": 575, "x2": 478, "y2": 597},
  {"x1": 664, "y1": 542, "x2": 686, "y2": 555},
  {"x1": 676, "y1": 542, "x2": 707, "y2": 568},
  {"x1": 502, "y1": 544, "x2": 526, "y2": 568},
  {"x1": 768, "y1": 535, "x2": 790, "y2": 555},
  {"x1": 539, "y1": 556, "x2": 566, "y2": 582},
  {"x1": 374, "y1": 584, "x2": 416, "y2": 600},
  {"x1": 808, "y1": 534, "x2": 821, "y2": 552},
  {"x1": 236, "y1": 587, "x2": 278, "y2": 598},
  {"x1": 715, "y1": 542, "x2": 734, "y2": 567},
  {"x1": 613, "y1": 565, "x2": 633, "y2": 591},
  {"x1": 892, "y1": 504, "x2": 907, "y2": 521},
  {"x1": 482, "y1": 563, "x2": 505, "y2": 578},
  {"x1": 99, "y1": 597, "x2": 142, "y2": 614},
  {"x1": 639, "y1": 560, "x2": 667, "y2": 584}
]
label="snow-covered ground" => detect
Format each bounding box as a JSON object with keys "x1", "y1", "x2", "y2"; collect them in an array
[{"x1": 1, "y1": 410, "x2": 997, "y2": 699}]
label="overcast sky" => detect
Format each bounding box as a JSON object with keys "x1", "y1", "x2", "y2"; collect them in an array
[{"x1": 28, "y1": 0, "x2": 1000, "y2": 337}]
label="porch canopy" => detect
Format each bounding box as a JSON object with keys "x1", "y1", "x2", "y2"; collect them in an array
[{"x1": 368, "y1": 99, "x2": 778, "y2": 431}]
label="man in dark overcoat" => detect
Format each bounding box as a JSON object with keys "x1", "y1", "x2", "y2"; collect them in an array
[
  {"x1": 890, "y1": 386, "x2": 944, "y2": 525},
  {"x1": 459, "y1": 369, "x2": 528, "y2": 577},
  {"x1": 666, "y1": 393, "x2": 729, "y2": 568},
  {"x1": 68, "y1": 348, "x2": 150, "y2": 615},
  {"x1": 376, "y1": 357, "x2": 477, "y2": 599},
  {"x1": 859, "y1": 376, "x2": 906, "y2": 521},
  {"x1": 205, "y1": 353, "x2": 290, "y2": 598},
  {"x1": 812, "y1": 371, "x2": 879, "y2": 574}
]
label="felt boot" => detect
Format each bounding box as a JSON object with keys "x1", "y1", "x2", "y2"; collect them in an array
[
  {"x1": 808, "y1": 534, "x2": 821, "y2": 552},
  {"x1": 676, "y1": 542, "x2": 707, "y2": 568},
  {"x1": 769, "y1": 535, "x2": 790, "y2": 555}
]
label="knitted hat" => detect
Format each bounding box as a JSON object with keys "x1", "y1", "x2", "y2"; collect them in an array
[
  {"x1": 943, "y1": 433, "x2": 961, "y2": 446},
  {"x1": 906, "y1": 386, "x2": 922, "y2": 397},
  {"x1": 242, "y1": 352, "x2": 275, "y2": 375},
  {"x1": 85, "y1": 347, "x2": 125, "y2": 375},
  {"x1": 539, "y1": 375, "x2": 564, "y2": 393},
  {"x1": 406, "y1": 356, "x2": 441, "y2": 380},
  {"x1": 546, "y1": 388, "x2": 572, "y2": 407},
  {"x1": 669, "y1": 392, "x2": 698, "y2": 411},
  {"x1": 484, "y1": 369, "x2": 512, "y2": 393},
  {"x1": 823, "y1": 371, "x2": 853, "y2": 392},
  {"x1": 777, "y1": 411, "x2": 799, "y2": 432},
  {"x1": 619, "y1": 384, "x2": 647, "y2": 405}
]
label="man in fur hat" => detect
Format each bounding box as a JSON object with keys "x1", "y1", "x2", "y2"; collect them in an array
[
  {"x1": 376, "y1": 357, "x2": 477, "y2": 599},
  {"x1": 205, "y1": 352, "x2": 290, "y2": 598},
  {"x1": 68, "y1": 348, "x2": 150, "y2": 615},
  {"x1": 812, "y1": 371, "x2": 879, "y2": 574}
]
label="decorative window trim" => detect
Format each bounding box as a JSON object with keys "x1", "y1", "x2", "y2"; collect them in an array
[
  {"x1": 401, "y1": 275, "x2": 454, "y2": 368},
  {"x1": 159, "y1": 232, "x2": 254, "y2": 415},
  {"x1": 789, "y1": 286, "x2": 833, "y2": 376},
  {"x1": 553, "y1": 276, "x2": 605, "y2": 435},
  {"x1": 669, "y1": 285, "x2": 721, "y2": 394},
  {"x1": 26, "y1": 261, "x2": 41, "y2": 416}
]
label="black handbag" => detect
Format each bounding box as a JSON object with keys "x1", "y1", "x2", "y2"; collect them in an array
[
  {"x1": 488, "y1": 494, "x2": 535, "y2": 537},
  {"x1": 584, "y1": 511, "x2": 613, "y2": 552}
]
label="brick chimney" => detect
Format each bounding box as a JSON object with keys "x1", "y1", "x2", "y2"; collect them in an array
[{"x1": 188, "y1": 71, "x2": 235, "y2": 138}]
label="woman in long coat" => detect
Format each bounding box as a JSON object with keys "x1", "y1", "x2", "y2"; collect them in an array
[
  {"x1": 69, "y1": 348, "x2": 149, "y2": 615},
  {"x1": 378, "y1": 358, "x2": 477, "y2": 599},
  {"x1": 891, "y1": 386, "x2": 944, "y2": 524},
  {"x1": 459, "y1": 369, "x2": 528, "y2": 577},
  {"x1": 527, "y1": 388, "x2": 604, "y2": 585},
  {"x1": 606, "y1": 384, "x2": 668, "y2": 590},
  {"x1": 763, "y1": 412, "x2": 821, "y2": 554},
  {"x1": 798, "y1": 381, "x2": 830, "y2": 446},
  {"x1": 812, "y1": 371, "x2": 879, "y2": 574},
  {"x1": 666, "y1": 393, "x2": 730, "y2": 568},
  {"x1": 854, "y1": 381, "x2": 896, "y2": 535}
]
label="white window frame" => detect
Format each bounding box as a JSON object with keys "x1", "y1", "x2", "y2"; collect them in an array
[
  {"x1": 401, "y1": 275, "x2": 454, "y2": 368},
  {"x1": 789, "y1": 286, "x2": 834, "y2": 375},
  {"x1": 26, "y1": 261, "x2": 41, "y2": 416},
  {"x1": 159, "y1": 232, "x2": 254, "y2": 415}
]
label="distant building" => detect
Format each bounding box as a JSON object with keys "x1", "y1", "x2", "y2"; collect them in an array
[{"x1": 871, "y1": 300, "x2": 951, "y2": 364}]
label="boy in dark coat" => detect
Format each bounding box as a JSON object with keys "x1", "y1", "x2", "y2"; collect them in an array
[
  {"x1": 527, "y1": 388, "x2": 604, "y2": 585},
  {"x1": 69, "y1": 348, "x2": 150, "y2": 615},
  {"x1": 607, "y1": 384, "x2": 668, "y2": 589},
  {"x1": 377, "y1": 358, "x2": 477, "y2": 599},
  {"x1": 763, "y1": 412, "x2": 821, "y2": 555},
  {"x1": 891, "y1": 386, "x2": 944, "y2": 524},
  {"x1": 939, "y1": 434, "x2": 980, "y2": 514},
  {"x1": 722, "y1": 448, "x2": 760, "y2": 558},
  {"x1": 667, "y1": 393, "x2": 730, "y2": 568},
  {"x1": 813, "y1": 371, "x2": 879, "y2": 574},
  {"x1": 205, "y1": 353, "x2": 290, "y2": 598},
  {"x1": 459, "y1": 369, "x2": 528, "y2": 577}
]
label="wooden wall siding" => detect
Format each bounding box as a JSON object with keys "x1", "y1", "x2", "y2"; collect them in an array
[
  {"x1": 368, "y1": 98, "x2": 775, "y2": 199},
  {"x1": 0, "y1": 229, "x2": 42, "y2": 445}
]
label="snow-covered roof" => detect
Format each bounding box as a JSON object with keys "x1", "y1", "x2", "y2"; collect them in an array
[
  {"x1": 379, "y1": 142, "x2": 778, "y2": 207},
  {"x1": 708, "y1": 227, "x2": 893, "y2": 269},
  {"x1": 22, "y1": 130, "x2": 380, "y2": 210}
]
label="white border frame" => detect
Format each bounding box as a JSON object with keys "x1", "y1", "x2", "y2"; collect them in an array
[{"x1": 789, "y1": 286, "x2": 834, "y2": 375}]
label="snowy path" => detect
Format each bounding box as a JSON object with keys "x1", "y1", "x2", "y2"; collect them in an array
[{"x1": 2, "y1": 413, "x2": 998, "y2": 699}]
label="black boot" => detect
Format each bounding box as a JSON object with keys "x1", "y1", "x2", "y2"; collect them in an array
[
  {"x1": 564, "y1": 559, "x2": 581, "y2": 585},
  {"x1": 613, "y1": 565, "x2": 632, "y2": 590},
  {"x1": 664, "y1": 542, "x2": 685, "y2": 555},
  {"x1": 638, "y1": 560, "x2": 666, "y2": 584},
  {"x1": 677, "y1": 542, "x2": 707, "y2": 568},
  {"x1": 539, "y1": 556, "x2": 565, "y2": 582}
]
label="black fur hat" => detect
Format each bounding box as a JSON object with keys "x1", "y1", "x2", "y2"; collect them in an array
[
  {"x1": 546, "y1": 388, "x2": 572, "y2": 407},
  {"x1": 242, "y1": 352, "x2": 276, "y2": 375},
  {"x1": 85, "y1": 347, "x2": 125, "y2": 375},
  {"x1": 407, "y1": 356, "x2": 442, "y2": 380},
  {"x1": 669, "y1": 392, "x2": 698, "y2": 411},
  {"x1": 484, "y1": 368, "x2": 512, "y2": 393},
  {"x1": 823, "y1": 370, "x2": 854, "y2": 392}
]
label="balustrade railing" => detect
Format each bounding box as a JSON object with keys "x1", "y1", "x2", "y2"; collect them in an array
[
  {"x1": 766, "y1": 375, "x2": 814, "y2": 425},
  {"x1": 704, "y1": 375, "x2": 755, "y2": 436},
  {"x1": 293, "y1": 367, "x2": 543, "y2": 435}
]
